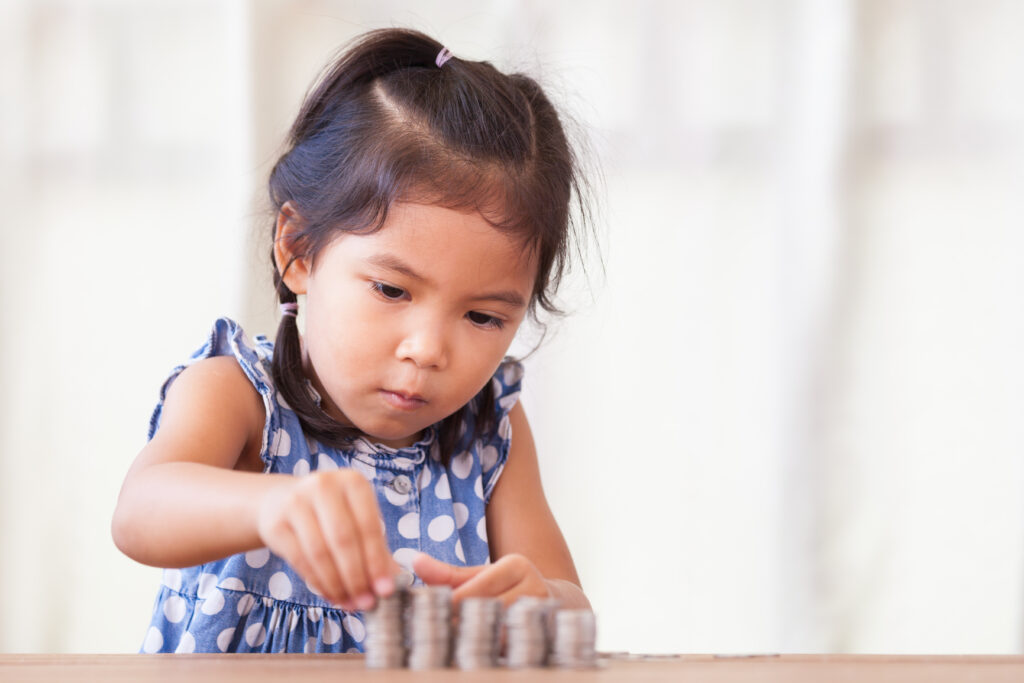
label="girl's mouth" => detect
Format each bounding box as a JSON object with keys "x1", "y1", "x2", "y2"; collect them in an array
[{"x1": 380, "y1": 389, "x2": 427, "y2": 411}]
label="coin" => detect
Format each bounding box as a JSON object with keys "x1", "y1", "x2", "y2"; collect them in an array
[
  {"x1": 550, "y1": 608, "x2": 598, "y2": 669},
  {"x1": 453, "y1": 597, "x2": 503, "y2": 669}
]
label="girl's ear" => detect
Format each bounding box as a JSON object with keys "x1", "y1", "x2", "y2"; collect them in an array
[{"x1": 274, "y1": 201, "x2": 311, "y2": 295}]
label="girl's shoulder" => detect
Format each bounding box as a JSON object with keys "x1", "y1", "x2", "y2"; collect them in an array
[{"x1": 148, "y1": 317, "x2": 278, "y2": 465}]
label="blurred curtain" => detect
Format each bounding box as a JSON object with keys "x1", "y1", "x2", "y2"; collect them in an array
[{"x1": 1, "y1": 0, "x2": 1022, "y2": 653}]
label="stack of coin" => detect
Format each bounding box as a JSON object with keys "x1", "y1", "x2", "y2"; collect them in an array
[
  {"x1": 405, "y1": 586, "x2": 453, "y2": 669},
  {"x1": 453, "y1": 597, "x2": 503, "y2": 669},
  {"x1": 505, "y1": 597, "x2": 559, "y2": 667},
  {"x1": 363, "y1": 589, "x2": 408, "y2": 669},
  {"x1": 550, "y1": 609, "x2": 598, "y2": 669}
]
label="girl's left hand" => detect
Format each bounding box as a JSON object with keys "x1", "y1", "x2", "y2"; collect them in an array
[{"x1": 413, "y1": 552, "x2": 552, "y2": 607}]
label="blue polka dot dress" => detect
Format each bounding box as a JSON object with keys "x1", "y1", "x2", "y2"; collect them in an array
[{"x1": 139, "y1": 317, "x2": 522, "y2": 654}]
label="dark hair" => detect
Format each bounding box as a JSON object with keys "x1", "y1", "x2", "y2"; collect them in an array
[{"x1": 268, "y1": 28, "x2": 590, "y2": 462}]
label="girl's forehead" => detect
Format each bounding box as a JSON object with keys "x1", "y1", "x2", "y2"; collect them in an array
[{"x1": 324, "y1": 203, "x2": 538, "y2": 286}]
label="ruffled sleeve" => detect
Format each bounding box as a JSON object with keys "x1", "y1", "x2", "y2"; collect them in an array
[{"x1": 146, "y1": 317, "x2": 279, "y2": 469}]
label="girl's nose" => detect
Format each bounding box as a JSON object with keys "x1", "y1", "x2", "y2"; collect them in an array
[{"x1": 396, "y1": 326, "x2": 448, "y2": 370}]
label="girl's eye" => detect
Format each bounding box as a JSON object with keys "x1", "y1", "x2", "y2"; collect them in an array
[
  {"x1": 467, "y1": 311, "x2": 504, "y2": 329},
  {"x1": 371, "y1": 282, "x2": 407, "y2": 301}
]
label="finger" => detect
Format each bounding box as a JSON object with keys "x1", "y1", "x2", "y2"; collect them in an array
[
  {"x1": 413, "y1": 552, "x2": 486, "y2": 588},
  {"x1": 267, "y1": 527, "x2": 327, "y2": 599},
  {"x1": 313, "y1": 481, "x2": 375, "y2": 609},
  {"x1": 451, "y1": 563, "x2": 522, "y2": 605},
  {"x1": 288, "y1": 500, "x2": 349, "y2": 606},
  {"x1": 342, "y1": 474, "x2": 399, "y2": 597}
]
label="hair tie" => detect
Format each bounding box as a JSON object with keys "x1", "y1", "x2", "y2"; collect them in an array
[
  {"x1": 435, "y1": 46, "x2": 454, "y2": 68},
  {"x1": 280, "y1": 302, "x2": 298, "y2": 317}
]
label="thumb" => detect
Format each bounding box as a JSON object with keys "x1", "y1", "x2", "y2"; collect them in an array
[{"x1": 413, "y1": 552, "x2": 486, "y2": 588}]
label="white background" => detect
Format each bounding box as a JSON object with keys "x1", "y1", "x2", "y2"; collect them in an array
[{"x1": 1, "y1": 0, "x2": 1023, "y2": 654}]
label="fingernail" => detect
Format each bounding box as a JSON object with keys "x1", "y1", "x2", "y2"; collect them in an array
[
  {"x1": 355, "y1": 593, "x2": 375, "y2": 610},
  {"x1": 374, "y1": 576, "x2": 395, "y2": 596}
]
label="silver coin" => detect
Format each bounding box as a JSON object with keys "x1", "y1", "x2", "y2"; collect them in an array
[
  {"x1": 550, "y1": 609, "x2": 598, "y2": 669},
  {"x1": 453, "y1": 597, "x2": 502, "y2": 669},
  {"x1": 404, "y1": 586, "x2": 453, "y2": 669},
  {"x1": 505, "y1": 597, "x2": 561, "y2": 668},
  {"x1": 363, "y1": 589, "x2": 410, "y2": 669}
]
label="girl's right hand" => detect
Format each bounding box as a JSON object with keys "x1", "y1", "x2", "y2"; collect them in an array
[{"x1": 256, "y1": 469, "x2": 399, "y2": 611}]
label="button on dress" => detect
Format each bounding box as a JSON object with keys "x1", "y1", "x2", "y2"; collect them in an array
[{"x1": 139, "y1": 317, "x2": 523, "y2": 653}]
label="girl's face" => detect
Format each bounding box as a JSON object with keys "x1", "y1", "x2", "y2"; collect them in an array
[{"x1": 286, "y1": 202, "x2": 536, "y2": 449}]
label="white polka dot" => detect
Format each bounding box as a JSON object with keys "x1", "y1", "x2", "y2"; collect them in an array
[
  {"x1": 498, "y1": 416, "x2": 511, "y2": 440},
  {"x1": 451, "y1": 452, "x2": 473, "y2": 479},
  {"x1": 246, "y1": 548, "x2": 270, "y2": 568},
  {"x1": 217, "y1": 627, "x2": 236, "y2": 652},
  {"x1": 292, "y1": 459, "x2": 310, "y2": 477},
  {"x1": 392, "y1": 457, "x2": 415, "y2": 469},
  {"x1": 163, "y1": 595, "x2": 187, "y2": 623},
  {"x1": 219, "y1": 577, "x2": 246, "y2": 592},
  {"x1": 237, "y1": 594, "x2": 256, "y2": 616},
  {"x1": 481, "y1": 445, "x2": 500, "y2": 472},
  {"x1": 197, "y1": 573, "x2": 218, "y2": 597},
  {"x1": 268, "y1": 608, "x2": 282, "y2": 631},
  {"x1": 271, "y1": 428, "x2": 291, "y2": 457},
  {"x1": 198, "y1": 573, "x2": 224, "y2": 615},
  {"x1": 346, "y1": 647, "x2": 361, "y2": 654},
  {"x1": 351, "y1": 457, "x2": 377, "y2": 481},
  {"x1": 317, "y1": 453, "x2": 339, "y2": 471},
  {"x1": 393, "y1": 547, "x2": 419, "y2": 570},
  {"x1": 323, "y1": 617, "x2": 342, "y2": 645},
  {"x1": 353, "y1": 439, "x2": 376, "y2": 455},
  {"x1": 454, "y1": 503, "x2": 469, "y2": 529},
  {"x1": 199, "y1": 589, "x2": 223, "y2": 615},
  {"x1": 491, "y1": 377, "x2": 503, "y2": 397},
  {"x1": 383, "y1": 485, "x2": 409, "y2": 506},
  {"x1": 503, "y1": 363, "x2": 522, "y2": 386},
  {"x1": 499, "y1": 393, "x2": 518, "y2": 410},
  {"x1": 427, "y1": 515, "x2": 455, "y2": 542},
  {"x1": 343, "y1": 614, "x2": 366, "y2": 643},
  {"x1": 142, "y1": 627, "x2": 163, "y2": 653},
  {"x1": 245, "y1": 623, "x2": 266, "y2": 648},
  {"x1": 476, "y1": 517, "x2": 488, "y2": 542},
  {"x1": 269, "y1": 572, "x2": 293, "y2": 600},
  {"x1": 174, "y1": 632, "x2": 196, "y2": 653},
  {"x1": 289, "y1": 611, "x2": 301, "y2": 632},
  {"x1": 398, "y1": 512, "x2": 420, "y2": 539},
  {"x1": 418, "y1": 466, "x2": 432, "y2": 488},
  {"x1": 474, "y1": 475, "x2": 483, "y2": 499},
  {"x1": 307, "y1": 607, "x2": 323, "y2": 622},
  {"x1": 434, "y1": 473, "x2": 451, "y2": 499},
  {"x1": 306, "y1": 580, "x2": 322, "y2": 597},
  {"x1": 455, "y1": 539, "x2": 465, "y2": 563},
  {"x1": 304, "y1": 637, "x2": 316, "y2": 653},
  {"x1": 162, "y1": 569, "x2": 182, "y2": 591}
]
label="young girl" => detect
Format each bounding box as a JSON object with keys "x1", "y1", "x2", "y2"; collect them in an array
[{"x1": 112, "y1": 27, "x2": 590, "y2": 654}]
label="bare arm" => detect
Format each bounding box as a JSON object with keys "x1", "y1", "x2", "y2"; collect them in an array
[
  {"x1": 415, "y1": 401, "x2": 590, "y2": 609},
  {"x1": 485, "y1": 401, "x2": 590, "y2": 608},
  {"x1": 111, "y1": 356, "x2": 281, "y2": 567},
  {"x1": 111, "y1": 355, "x2": 397, "y2": 608}
]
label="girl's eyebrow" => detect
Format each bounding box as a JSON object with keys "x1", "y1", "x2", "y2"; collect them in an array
[
  {"x1": 365, "y1": 252, "x2": 527, "y2": 308},
  {"x1": 366, "y1": 253, "x2": 427, "y2": 282}
]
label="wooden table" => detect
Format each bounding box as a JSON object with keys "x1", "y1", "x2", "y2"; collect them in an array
[{"x1": 2, "y1": 653, "x2": 1024, "y2": 682}]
